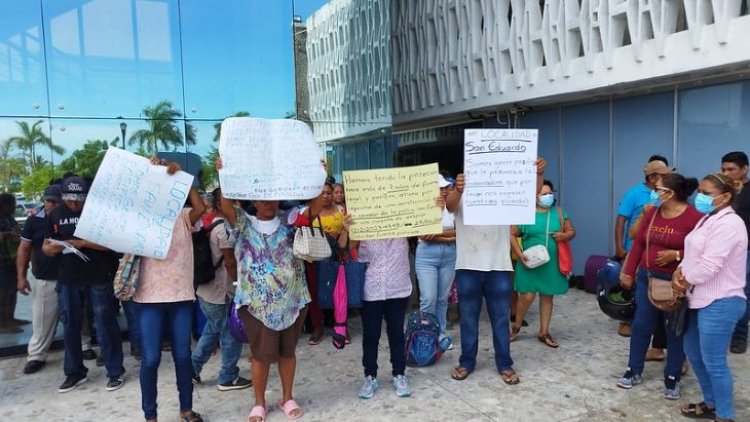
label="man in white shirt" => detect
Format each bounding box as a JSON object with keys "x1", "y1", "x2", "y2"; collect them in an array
[{"x1": 446, "y1": 158, "x2": 546, "y2": 385}]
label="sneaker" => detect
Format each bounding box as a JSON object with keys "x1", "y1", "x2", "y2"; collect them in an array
[
  {"x1": 23, "y1": 360, "x2": 46, "y2": 374},
  {"x1": 439, "y1": 335, "x2": 453, "y2": 352},
  {"x1": 58, "y1": 373, "x2": 88, "y2": 393},
  {"x1": 730, "y1": 337, "x2": 747, "y2": 354},
  {"x1": 192, "y1": 374, "x2": 202, "y2": 385},
  {"x1": 82, "y1": 349, "x2": 97, "y2": 361},
  {"x1": 358, "y1": 376, "x2": 379, "y2": 399},
  {"x1": 106, "y1": 376, "x2": 124, "y2": 392},
  {"x1": 392, "y1": 375, "x2": 411, "y2": 397},
  {"x1": 217, "y1": 376, "x2": 252, "y2": 391},
  {"x1": 616, "y1": 370, "x2": 642, "y2": 389},
  {"x1": 663, "y1": 376, "x2": 680, "y2": 400}
]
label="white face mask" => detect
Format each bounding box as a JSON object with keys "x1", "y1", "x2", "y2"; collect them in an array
[{"x1": 538, "y1": 193, "x2": 554, "y2": 208}]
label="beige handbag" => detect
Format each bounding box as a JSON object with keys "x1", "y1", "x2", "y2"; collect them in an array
[
  {"x1": 522, "y1": 210, "x2": 551, "y2": 269},
  {"x1": 644, "y1": 209, "x2": 684, "y2": 313},
  {"x1": 293, "y1": 210, "x2": 332, "y2": 262}
]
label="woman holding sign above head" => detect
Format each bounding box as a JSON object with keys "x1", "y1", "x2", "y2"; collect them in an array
[
  {"x1": 447, "y1": 157, "x2": 547, "y2": 385},
  {"x1": 216, "y1": 157, "x2": 311, "y2": 422},
  {"x1": 509, "y1": 180, "x2": 576, "y2": 348},
  {"x1": 133, "y1": 158, "x2": 206, "y2": 422}
]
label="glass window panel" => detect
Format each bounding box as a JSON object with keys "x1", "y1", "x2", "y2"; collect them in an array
[
  {"x1": 0, "y1": 2, "x2": 49, "y2": 117},
  {"x1": 342, "y1": 143, "x2": 356, "y2": 171},
  {"x1": 43, "y1": 0, "x2": 184, "y2": 118},
  {"x1": 180, "y1": 0, "x2": 295, "y2": 119},
  {"x1": 369, "y1": 138, "x2": 385, "y2": 168},
  {"x1": 355, "y1": 140, "x2": 369, "y2": 169}
]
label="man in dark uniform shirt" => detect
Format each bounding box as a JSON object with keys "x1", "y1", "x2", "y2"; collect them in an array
[
  {"x1": 721, "y1": 151, "x2": 750, "y2": 354},
  {"x1": 42, "y1": 176, "x2": 125, "y2": 392}
]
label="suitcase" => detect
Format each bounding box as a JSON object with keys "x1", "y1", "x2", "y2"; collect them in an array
[{"x1": 584, "y1": 255, "x2": 609, "y2": 294}]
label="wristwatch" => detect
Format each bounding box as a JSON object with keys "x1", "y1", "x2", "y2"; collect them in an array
[{"x1": 675, "y1": 250, "x2": 681, "y2": 262}]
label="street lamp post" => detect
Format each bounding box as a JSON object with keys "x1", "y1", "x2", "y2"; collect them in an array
[{"x1": 120, "y1": 122, "x2": 127, "y2": 150}]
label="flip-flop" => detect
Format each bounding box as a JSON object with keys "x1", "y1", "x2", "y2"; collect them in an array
[
  {"x1": 680, "y1": 402, "x2": 716, "y2": 419},
  {"x1": 451, "y1": 366, "x2": 470, "y2": 381},
  {"x1": 510, "y1": 325, "x2": 521, "y2": 342},
  {"x1": 500, "y1": 370, "x2": 520, "y2": 385},
  {"x1": 277, "y1": 398, "x2": 303, "y2": 420},
  {"x1": 538, "y1": 333, "x2": 559, "y2": 348},
  {"x1": 308, "y1": 331, "x2": 323, "y2": 346},
  {"x1": 247, "y1": 405, "x2": 267, "y2": 422}
]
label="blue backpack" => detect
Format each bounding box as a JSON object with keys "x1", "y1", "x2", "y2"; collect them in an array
[{"x1": 405, "y1": 311, "x2": 442, "y2": 367}]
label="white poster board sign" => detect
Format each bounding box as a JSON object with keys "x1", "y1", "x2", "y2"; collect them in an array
[
  {"x1": 218, "y1": 117, "x2": 327, "y2": 200},
  {"x1": 74, "y1": 147, "x2": 195, "y2": 259},
  {"x1": 462, "y1": 129, "x2": 539, "y2": 225}
]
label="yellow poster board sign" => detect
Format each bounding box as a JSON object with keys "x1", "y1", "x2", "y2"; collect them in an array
[{"x1": 343, "y1": 163, "x2": 443, "y2": 240}]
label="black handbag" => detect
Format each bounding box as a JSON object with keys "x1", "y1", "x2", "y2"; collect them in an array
[{"x1": 664, "y1": 298, "x2": 689, "y2": 337}]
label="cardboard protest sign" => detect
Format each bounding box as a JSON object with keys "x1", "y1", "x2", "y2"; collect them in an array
[
  {"x1": 74, "y1": 147, "x2": 194, "y2": 259},
  {"x1": 218, "y1": 117, "x2": 327, "y2": 200},
  {"x1": 343, "y1": 163, "x2": 442, "y2": 240},
  {"x1": 462, "y1": 129, "x2": 538, "y2": 225}
]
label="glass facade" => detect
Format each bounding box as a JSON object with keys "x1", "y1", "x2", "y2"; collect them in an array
[{"x1": 0, "y1": 0, "x2": 301, "y2": 353}]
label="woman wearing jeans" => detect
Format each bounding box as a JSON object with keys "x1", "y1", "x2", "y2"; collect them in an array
[
  {"x1": 673, "y1": 173, "x2": 748, "y2": 422},
  {"x1": 616, "y1": 174, "x2": 701, "y2": 399},
  {"x1": 134, "y1": 159, "x2": 206, "y2": 422},
  {"x1": 415, "y1": 173, "x2": 456, "y2": 348}
]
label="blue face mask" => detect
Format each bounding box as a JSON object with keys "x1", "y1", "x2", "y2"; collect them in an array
[
  {"x1": 538, "y1": 193, "x2": 554, "y2": 208},
  {"x1": 649, "y1": 189, "x2": 661, "y2": 206},
  {"x1": 694, "y1": 192, "x2": 718, "y2": 214}
]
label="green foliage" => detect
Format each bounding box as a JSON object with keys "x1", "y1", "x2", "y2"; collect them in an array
[
  {"x1": 21, "y1": 165, "x2": 61, "y2": 201},
  {"x1": 201, "y1": 147, "x2": 220, "y2": 189},
  {"x1": 58, "y1": 140, "x2": 111, "y2": 178},
  {"x1": 128, "y1": 100, "x2": 185, "y2": 153},
  {"x1": 7, "y1": 120, "x2": 65, "y2": 171}
]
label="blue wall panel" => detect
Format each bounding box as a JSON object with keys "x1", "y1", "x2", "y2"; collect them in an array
[
  {"x1": 561, "y1": 102, "x2": 611, "y2": 273},
  {"x1": 612, "y1": 92, "x2": 675, "y2": 253},
  {"x1": 677, "y1": 81, "x2": 750, "y2": 179}
]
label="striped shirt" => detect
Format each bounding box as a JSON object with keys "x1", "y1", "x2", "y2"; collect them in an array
[{"x1": 681, "y1": 206, "x2": 748, "y2": 309}]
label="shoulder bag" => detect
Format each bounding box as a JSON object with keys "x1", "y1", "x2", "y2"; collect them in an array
[
  {"x1": 645, "y1": 209, "x2": 685, "y2": 313},
  {"x1": 556, "y1": 207, "x2": 573, "y2": 277},
  {"x1": 522, "y1": 211, "x2": 551, "y2": 269},
  {"x1": 293, "y1": 209, "x2": 332, "y2": 262}
]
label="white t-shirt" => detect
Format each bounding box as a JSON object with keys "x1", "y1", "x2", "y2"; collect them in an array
[
  {"x1": 441, "y1": 208, "x2": 455, "y2": 230},
  {"x1": 454, "y1": 199, "x2": 513, "y2": 272},
  {"x1": 249, "y1": 215, "x2": 281, "y2": 236}
]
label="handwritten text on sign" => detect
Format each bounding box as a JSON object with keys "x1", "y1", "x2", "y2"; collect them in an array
[
  {"x1": 343, "y1": 164, "x2": 443, "y2": 240},
  {"x1": 218, "y1": 117, "x2": 327, "y2": 200},
  {"x1": 74, "y1": 147, "x2": 194, "y2": 259},
  {"x1": 462, "y1": 129, "x2": 539, "y2": 225}
]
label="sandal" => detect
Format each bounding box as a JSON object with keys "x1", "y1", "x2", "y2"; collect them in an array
[
  {"x1": 680, "y1": 402, "x2": 716, "y2": 419},
  {"x1": 277, "y1": 398, "x2": 303, "y2": 420},
  {"x1": 308, "y1": 329, "x2": 323, "y2": 346},
  {"x1": 451, "y1": 366, "x2": 470, "y2": 381},
  {"x1": 179, "y1": 411, "x2": 204, "y2": 422},
  {"x1": 248, "y1": 404, "x2": 268, "y2": 422},
  {"x1": 510, "y1": 325, "x2": 521, "y2": 342},
  {"x1": 538, "y1": 333, "x2": 559, "y2": 348},
  {"x1": 500, "y1": 369, "x2": 520, "y2": 385}
]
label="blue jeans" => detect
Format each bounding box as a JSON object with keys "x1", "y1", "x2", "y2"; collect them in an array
[
  {"x1": 684, "y1": 296, "x2": 746, "y2": 420},
  {"x1": 627, "y1": 270, "x2": 685, "y2": 381},
  {"x1": 122, "y1": 300, "x2": 141, "y2": 352},
  {"x1": 415, "y1": 242, "x2": 456, "y2": 335},
  {"x1": 731, "y1": 252, "x2": 750, "y2": 341},
  {"x1": 136, "y1": 301, "x2": 194, "y2": 420},
  {"x1": 191, "y1": 296, "x2": 242, "y2": 384},
  {"x1": 456, "y1": 270, "x2": 513, "y2": 372},
  {"x1": 57, "y1": 282, "x2": 124, "y2": 378}
]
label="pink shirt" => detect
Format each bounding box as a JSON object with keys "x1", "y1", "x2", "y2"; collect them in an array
[
  {"x1": 681, "y1": 206, "x2": 748, "y2": 309},
  {"x1": 135, "y1": 209, "x2": 196, "y2": 304},
  {"x1": 358, "y1": 238, "x2": 412, "y2": 301}
]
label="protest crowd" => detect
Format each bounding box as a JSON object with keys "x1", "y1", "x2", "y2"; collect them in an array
[{"x1": 1, "y1": 119, "x2": 748, "y2": 422}]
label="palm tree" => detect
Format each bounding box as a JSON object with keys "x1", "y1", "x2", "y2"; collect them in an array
[
  {"x1": 0, "y1": 139, "x2": 25, "y2": 191},
  {"x1": 8, "y1": 120, "x2": 65, "y2": 171},
  {"x1": 128, "y1": 100, "x2": 184, "y2": 154},
  {"x1": 185, "y1": 122, "x2": 197, "y2": 151},
  {"x1": 213, "y1": 111, "x2": 250, "y2": 142}
]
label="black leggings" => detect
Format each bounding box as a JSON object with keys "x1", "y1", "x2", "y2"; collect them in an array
[{"x1": 360, "y1": 297, "x2": 409, "y2": 378}]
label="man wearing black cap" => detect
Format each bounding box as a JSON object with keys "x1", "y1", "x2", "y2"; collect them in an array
[
  {"x1": 42, "y1": 176, "x2": 125, "y2": 393},
  {"x1": 16, "y1": 184, "x2": 63, "y2": 374}
]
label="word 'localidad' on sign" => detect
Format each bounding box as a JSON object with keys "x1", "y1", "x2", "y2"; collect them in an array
[
  {"x1": 74, "y1": 147, "x2": 194, "y2": 260},
  {"x1": 462, "y1": 129, "x2": 539, "y2": 225},
  {"x1": 343, "y1": 163, "x2": 443, "y2": 240}
]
